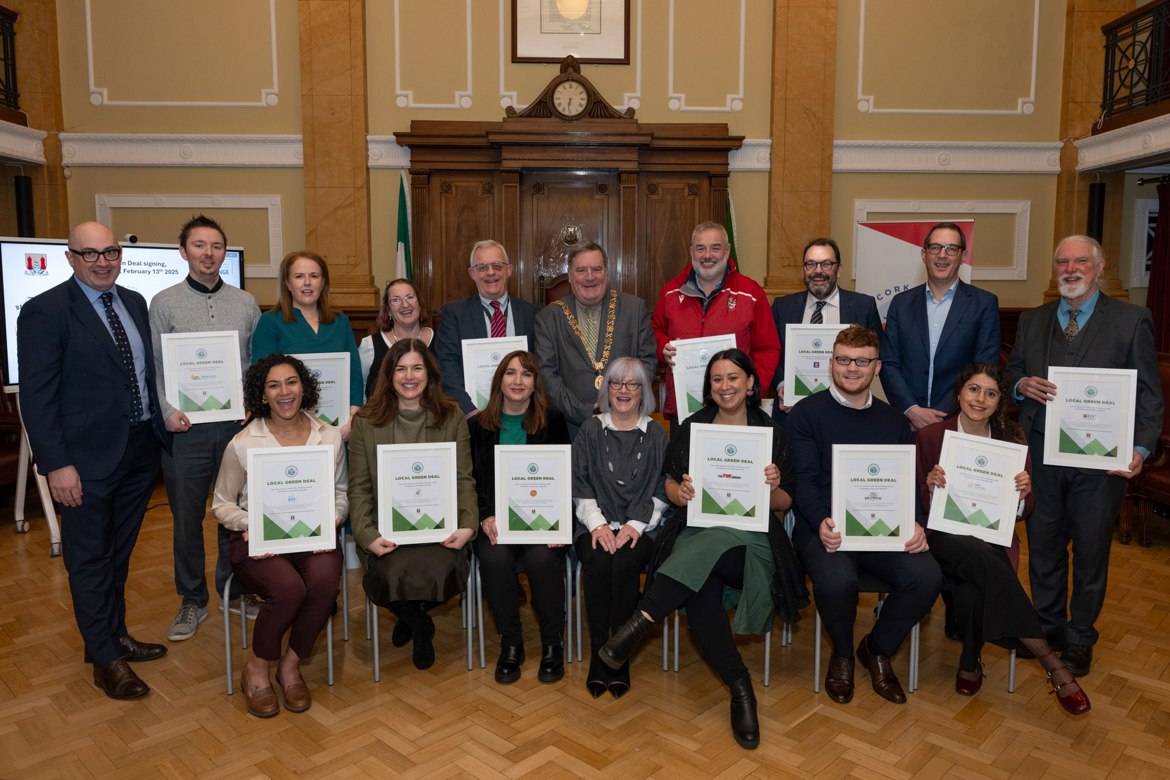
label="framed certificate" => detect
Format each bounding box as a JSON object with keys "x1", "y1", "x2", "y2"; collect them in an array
[
  {"x1": 160, "y1": 331, "x2": 244, "y2": 423},
  {"x1": 377, "y1": 443, "x2": 457, "y2": 545},
  {"x1": 494, "y1": 445, "x2": 572, "y2": 544},
  {"x1": 670, "y1": 334, "x2": 737, "y2": 422},
  {"x1": 1043, "y1": 367, "x2": 1137, "y2": 471},
  {"x1": 832, "y1": 444, "x2": 916, "y2": 551},
  {"x1": 686, "y1": 423, "x2": 772, "y2": 532},
  {"x1": 927, "y1": 430, "x2": 1027, "y2": 547},
  {"x1": 461, "y1": 337, "x2": 528, "y2": 411},
  {"x1": 291, "y1": 352, "x2": 350, "y2": 427},
  {"x1": 783, "y1": 324, "x2": 848, "y2": 407},
  {"x1": 247, "y1": 445, "x2": 337, "y2": 556}
]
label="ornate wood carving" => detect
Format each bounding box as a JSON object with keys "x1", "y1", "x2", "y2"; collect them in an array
[{"x1": 504, "y1": 56, "x2": 635, "y2": 122}]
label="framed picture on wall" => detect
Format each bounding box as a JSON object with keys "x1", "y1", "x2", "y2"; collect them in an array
[{"x1": 512, "y1": 0, "x2": 630, "y2": 64}]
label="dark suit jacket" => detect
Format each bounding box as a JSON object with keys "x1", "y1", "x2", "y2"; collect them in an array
[
  {"x1": 1006, "y1": 292, "x2": 1164, "y2": 456},
  {"x1": 17, "y1": 278, "x2": 168, "y2": 480},
  {"x1": 534, "y1": 291, "x2": 657, "y2": 429},
  {"x1": 435, "y1": 294, "x2": 540, "y2": 414},
  {"x1": 881, "y1": 280, "x2": 1000, "y2": 415},
  {"x1": 769, "y1": 288, "x2": 883, "y2": 392}
]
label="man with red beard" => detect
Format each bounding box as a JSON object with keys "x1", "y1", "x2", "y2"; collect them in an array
[{"x1": 1008, "y1": 235, "x2": 1163, "y2": 676}]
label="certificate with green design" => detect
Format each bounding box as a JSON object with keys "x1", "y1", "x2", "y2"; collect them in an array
[
  {"x1": 783, "y1": 324, "x2": 848, "y2": 406},
  {"x1": 687, "y1": 423, "x2": 772, "y2": 532},
  {"x1": 461, "y1": 337, "x2": 528, "y2": 411},
  {"x1": 1043, "y1": 367, "x2": 1136, "y2": 472},
  {"x1": 832, "y1": 444, "x2": 916, "y2": 551},
  {"x1": 927, "y1": 431, "x2": 1026, "y2": 547},
  {"x1": 377, "y1": 443, "x2": 455, "y2": 545},
  {"x1": 494, "y1": 445, "x2": 571, "y2": 544},
  {"x1": 161, "y1": 331, "x2": 244, "y2": 423},
  {"x1": 247, "y1": 445, "x2": 336, "y2": 556},
  {"x1": 291, "y1": 352, "x2": 350, "y2": 427},
  {"x1": 670, "y1": 334, "x2": 737, "y2": 422}
]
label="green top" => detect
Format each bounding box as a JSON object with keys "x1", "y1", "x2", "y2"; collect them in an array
[{"x1": 499, "y1": 412, "x2": 527, "y2": 445}]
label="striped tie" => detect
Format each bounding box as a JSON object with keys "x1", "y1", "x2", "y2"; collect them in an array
[
  {"x1": 101, "y1": 292, "x2": 144, "y2": 423},
  {"x1": 811, "y1": 300, "x2": 826, "y2": 325},
  {"x1": 490, "y1": 300, "x2": 505, "y2": 338}
]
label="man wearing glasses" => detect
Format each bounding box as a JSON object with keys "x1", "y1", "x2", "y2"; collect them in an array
[
  {"x1": 435, "y1": 239, "x2": 539, "y2": 416},
  {"x1": 149, "y1": 215, "x2": 262, "y2": 642},
  {"x1": 787, "y1": 325, "x2": 942, "y2": 706},
  {"x1": 651, "y1": 221, "x2": 779, "y2": 428},
  {"x1": 880, "y1": 222, "x2": 1000, "y2": 431},
  {"x1": 769, "y1": 237, "x2": 883, "y2": 427},
  {"x1": 17, "y1": 222, "x2": 171, "y2": 700}
]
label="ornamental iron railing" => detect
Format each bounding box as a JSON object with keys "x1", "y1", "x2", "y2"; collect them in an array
[
  {"x1": 1102, "y1": 1, "x2": 1170, "y2": 120},
  {"x1": 0, "y1": 6, "x2": 16, "y2": 112}
]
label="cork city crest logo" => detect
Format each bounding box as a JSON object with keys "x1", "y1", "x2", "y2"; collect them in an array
[
  {"x1": 867, "y1": 464, "x2": 880, "y2": 476},
  {"x1": 1085, "y1": 386, "x2": 1098, "y2": 398},
  {"x1": 25, "y1": 253, "x2": 47, "y2": 275},
  {"x1": 311, "y1": 369, "x2": 322, "y2": 380},
  {"x1": 975, "y1": 455, "x2": 988, "y2": 468},
  {"x1": 725, "y1": 444, "x2": 737, "y2": 457},
  {"x1": 491, "y1": 352, "x2": 501, "y2": 362},
  {"x1": 812, "y1": 339, "x2": 823, "y2": 349},
  {"x1": 412, "y1": 462, "x2": 424, "y2": 473},
  {"x1": 285, "y1": 465, "x2": 299, "y2": 478},
  {"x1": 528, "y1": 463, "x2": 540, "y2": 474},
  {"x1": 195, "y1": 348, "x2": 207, "y2": 359}
]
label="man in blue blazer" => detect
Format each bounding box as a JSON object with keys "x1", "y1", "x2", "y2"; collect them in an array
[
  {"x1": 771, "y1": 237, "x2": 883, "y2": 427},
  {"x1": 880, "y1": 223, "x2": 1001, "y2": 430},
  {"x1": 1008, "y1": 235, "x2": 1163, "y2": 676},
  {"x1": 17, "y1": 222, "x2": 170, "y2": 700},
  {"x1": 435, "y1": 239, "x2": 540, "y2": 415}
]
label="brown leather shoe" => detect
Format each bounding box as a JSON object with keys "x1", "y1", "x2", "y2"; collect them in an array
[
  {"x1": 119, "y1": 635, "x2": 167, "y2": 662},
  {"x1": 857, "y1": 634, "x2": 906, "y2": 704},
  {"x1": 93, "y1": 658, "x2": 149, "y2": 700},
  {"x1": 825, "y1": 653, "x2": 855, "y2": 703},
  {"x1": 276, "y1": 672, "x2": 312, "y2": 713},
  {"x1": 240, "y1": 672, "x2": 279, "y2": 718}
]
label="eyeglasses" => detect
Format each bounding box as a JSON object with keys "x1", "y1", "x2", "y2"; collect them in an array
[
  {"x1": 832, "y1": 356, "x2": 876, "y2": 367},
  {"x1": 608, "y1": 380, "x2": 642, "y2": 391},
  {"x1": 924, "y1": 243, "x2": 963, "y2": 257},
  {"x1": 802, "y1": 259, "x2": 839, "y2": 271},
  {"x1": 69, "y1": 246, "x2": 122, "y2": 263},
  {"x1": 388, "y1": 293, "x2": 417, "y2": 305},
  {"x1": 472, "y1": 262, "x2": 510, "y2": 274}
]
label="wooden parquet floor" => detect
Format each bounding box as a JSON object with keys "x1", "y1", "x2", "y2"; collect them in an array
[{"x1": 3, "y1": 484, "x2": 1170, "y2": 778}]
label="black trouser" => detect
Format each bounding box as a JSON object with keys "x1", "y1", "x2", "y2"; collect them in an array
[
  {"x1": 474, "y1": 535, "x2": 566, "y2": 647},
  {"x1": 574, "y1": 533, "x2": 653, "y2": 651},
  {"x1": 639, "y1": 546, "x2": 750, "y2": 686}
]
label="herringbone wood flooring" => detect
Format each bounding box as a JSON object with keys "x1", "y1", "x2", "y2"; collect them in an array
[{"x1": 2, "y1": 484, "x2": 1170, "y2": 778}]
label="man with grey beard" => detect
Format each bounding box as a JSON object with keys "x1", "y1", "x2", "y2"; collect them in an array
[
  {"x1": 1007, "y1": 235, "x2": 1163, "y2": 676},
  {"x1": 769, "y1": 237, "x2": 882, "y2": 428}
]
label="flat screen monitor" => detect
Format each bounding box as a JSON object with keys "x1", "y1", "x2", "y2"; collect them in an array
[{"x1": 0, "y1": 237, "x2": 245, "y2": 387}]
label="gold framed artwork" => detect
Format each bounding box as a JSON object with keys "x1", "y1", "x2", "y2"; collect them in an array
[{"x1": 512, "y1": 0, "x2": 630, "y2": 64}]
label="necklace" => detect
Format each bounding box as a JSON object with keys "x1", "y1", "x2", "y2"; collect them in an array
[{"x1": 269, "y1": 414, "x2": 306, "y2": 438}]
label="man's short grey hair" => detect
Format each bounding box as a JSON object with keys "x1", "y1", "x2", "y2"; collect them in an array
[
  {"x1": 596, "y1": 357, "x2": 656, "y2": 417},
  {"x1": 1053, "y1": 235, "x2": 1104, "y2": 266},
  {"x1": 469, "y1": 239, "x2": 509, "y2": 267},
  {"x1": 691, "y1": 221, "x2": 729, "y2": 245}
]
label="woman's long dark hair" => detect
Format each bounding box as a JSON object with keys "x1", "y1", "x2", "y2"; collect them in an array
[
  {"x1": 701, "y1": 348, "x2": 762, "y2": 410},
  {"x1": 359, "y1": 339, "x2": 455, "y2": 427},
  {"x1": 953, "y1": 362, "x2": 1023, "y2": 444},
  {"x1": 478, "y1": 350, "x2": 549, "y2": 434}
]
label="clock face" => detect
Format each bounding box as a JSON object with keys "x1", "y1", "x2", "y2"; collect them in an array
[{"x1": 552, "y1": 79, "x2": 589, "y2": 118}]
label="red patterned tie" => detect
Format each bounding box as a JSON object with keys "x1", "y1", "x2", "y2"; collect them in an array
[{"x1": 490, "y1": 300, "x2": 505, "y2": 338}]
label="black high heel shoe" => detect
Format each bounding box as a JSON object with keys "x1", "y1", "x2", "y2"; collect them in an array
[{"x1": 586, "y1": 653, "x2": 608, "y2": 698}]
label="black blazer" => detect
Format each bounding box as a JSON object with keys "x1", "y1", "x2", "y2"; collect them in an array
[
  {"x1": 17, "y1": 278, "x2": 169, "y2": 480},
  {"x1": 467, "y1": 407, "x2": 570, "y2": 522},
  {"x1": 435, "y1": 294, "x2": 540, "y2": 414}
]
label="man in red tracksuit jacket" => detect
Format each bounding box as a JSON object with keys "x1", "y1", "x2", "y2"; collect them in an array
[{"x1": 652, "y1": 221, "x2": 780, "y2": 426}]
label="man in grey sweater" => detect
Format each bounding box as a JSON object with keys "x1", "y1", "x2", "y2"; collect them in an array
[{"x1": 149, "y1": 215, "x2": 261, "y2": 641}]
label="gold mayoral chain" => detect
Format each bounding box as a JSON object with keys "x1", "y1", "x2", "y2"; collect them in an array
[{"x1": 556, "y1": 290, "x2": 618, "y2": 389}]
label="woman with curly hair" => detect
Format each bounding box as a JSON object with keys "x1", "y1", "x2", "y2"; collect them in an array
[
  {"x1": 348, "y1": 339, "x2": 477, "y2": 669},
  {"x1": 359, "y1": 278, "x2": 433, "y2": 400},
  {"x1": 212, "y1": 354, "x2": 349, "y2": 718},
  {"x1": 917, "y1": 363, "x2": 1090, "y2": 714}
]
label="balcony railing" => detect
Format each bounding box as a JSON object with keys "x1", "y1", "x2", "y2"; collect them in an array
[
  {"x1": 1101, "y1": 1, "x2": 1170, "y2": 123},
  {"x1": 0, "y1": 6, "x2": 15, "y2": 113}
]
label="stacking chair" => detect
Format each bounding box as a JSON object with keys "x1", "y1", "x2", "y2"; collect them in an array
[
  {"x1": 571, "y1": 555, "x2": 671, "y2": 672},
  {"x1": 472, "y1": 551, "x2": 575, "y2": 668}
]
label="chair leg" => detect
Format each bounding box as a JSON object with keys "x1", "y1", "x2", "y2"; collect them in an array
[
  {"x1": 813, "y1": 610, "x2": 822, "y2": 693},
  {"x1": 465, "y1": 558, "x2": 474, "y2": 671},
  {"x1": 475, "y1": 558, "x2": 486, "y2": 669},
  {"x1": 340, "y1": 530, "x2": 349, "y2": 641},
  {"x1": 575, "y1": 563, "x2": 584, "y2": 663},
  {"x1": 371, "y1": 599, "x2": 380, "y2": 683},
  {"x1": 326, "y1": 609, "x2": 334, "y2": 686},
  {"x1": 661, "y1": 619, "x2": 669, "y2": 671},
  {"x1": 224, "y1": 573, "x2": 235, "y2": 695},
  {"x1": 1008, "y1": 648, "x2": 1016, "y2": 693},
  {"x1": 672, "y1": 611, "x2": 680, "y2": 673},
  {"x1": 909, "y1": 622, "x2": 920, "y2": 692},
  {"x1": 563, "y1": 556, "x2": 573, "y2": 664},
  {"x1": 763, "y1": 624, "x2": 772, "y2": 687}
]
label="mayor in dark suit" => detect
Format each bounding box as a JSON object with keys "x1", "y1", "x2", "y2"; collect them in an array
[
  {"x1": 770, "y1": 237, "x2": 883, "y2": 426},
  {"x1": 435, "y1": 239, "x2": 539, "y2": 415},
  {"x1": 535, "y1": 241, "x2": 657, "y2": 439},
  {"x1": 881, "y1": 223, "x2": 1001, "y2": 431},
  {"x1": 17, "y1": 222, "x2": 170, "y2": 700},
  {"x1": 1008, "y1": 235, "x2": 1163, "y2": 676}
]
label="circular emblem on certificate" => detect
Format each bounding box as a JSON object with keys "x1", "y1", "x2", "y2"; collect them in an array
[
  {"x1": 1085, "y1": 385, "x2": 1098, "y2": 397},
  {"x1": 196, "y1": 348, "x2": 207, "y2": 359},
  {"x1": 867, "y1": 463, "x2": 880, "y2": 476},
  {"x1": 491, "y1": 352, "x2": 501, "y2": 362},
  {"x1": 412, "y1": 462, "x2": 424, "y2": 473},
  {"x1": 527, "y1": 463, "x2": 539, "y2": 474},
  {"x1": 699, "y1": 349, "x2": 710, "y2": 362},
  {"x1": 311, "y1": 369, "x2": 322, "y2": 379},
  {"x1": 285, "y1": 465, "x2": 298, "y2": 478},
  {"x1": 725, "y1": 444, "x2": 737, "y2": 456},
  {"x1": 812, "y1": 339, "x2": 822, "y2": 349},
  {"x1": 976, "y1": 455, "x2": 988, "y2": 467}
]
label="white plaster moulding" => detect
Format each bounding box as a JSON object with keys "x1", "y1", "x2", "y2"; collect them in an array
[
  {"x1": 667, "y1": 0, "x2": 745, "y2": 112},
  {"x1": 95, "y1": 194, "x2": 283, "y2": 279},
  {"x1": 0, "y1": 121, "x2": 48, "y2": 164},
  {"x1": 1075, "y1": 113, "x2": 1170, "y2": 172},
  {"x1": 395, "y1": 0, "x2": 473, "y2": 109},
  {"x1": 367, "y1": 136, "x2": 411, "y2": 168},
  {"x1": 59, "y1": 134, "x2": 303, "y2": 167},
  {"x1": 852, "y1": 198, "x2": 1031, "y2": 281},
  {"x1": 833, "y1": 141, "x2": 1062, "y2": 174}
]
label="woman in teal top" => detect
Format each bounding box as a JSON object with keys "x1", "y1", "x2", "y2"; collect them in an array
[{"x1": 252, "y1": 250, "x2": 364, "y2": 439}]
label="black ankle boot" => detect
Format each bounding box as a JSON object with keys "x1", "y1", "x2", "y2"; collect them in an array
[
  {"x1": 599, "y1": 611, "x2": 652, "y2": 670},
  {"x1": 728, "y1": 674, "x2": 759, "y2": 750}
]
